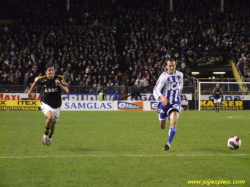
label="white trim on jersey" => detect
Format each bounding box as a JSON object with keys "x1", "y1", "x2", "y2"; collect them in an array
[{"x1": 153, "y1": 70, "x2": 183, "y2": 105}]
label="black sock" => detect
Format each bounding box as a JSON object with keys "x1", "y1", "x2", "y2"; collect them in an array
[
  {"x1": 49, "y1": 130, "x2": 54, "y2": 138},
  {"x1": 44, "y1": 127, "x2": 50, "y2": 135}
]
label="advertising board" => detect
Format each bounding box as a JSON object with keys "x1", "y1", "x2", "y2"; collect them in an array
[
  {"x1": 200, "y1": 95, "x2": 250, "y2": 101},
  {"x1": 128, "y1": 94, "x2": 192, "y2": 105},
  {"x1": 117, "y1": 101, "x2": 144, "y2": 111},
  {"x1": 61, "y1": 101, "x2": 114, "y2": 111},
  {"x1": 200, "y1": 100, "x2": 244, "y2": 110},
  {"x1": 0, "y1": 100, "x2": 40, "y2": 110}
]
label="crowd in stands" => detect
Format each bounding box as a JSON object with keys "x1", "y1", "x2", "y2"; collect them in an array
[
  {"x1": 237, "y1": 54, "x2": 250, "y2": 81},
  {"x1": 1, "y1": 0, "x2": 250, "y2": 94}
]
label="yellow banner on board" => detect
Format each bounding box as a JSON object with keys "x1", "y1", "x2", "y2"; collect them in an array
[{"x1": 0, "y1": 100, "x2": 40, "y2": 107}]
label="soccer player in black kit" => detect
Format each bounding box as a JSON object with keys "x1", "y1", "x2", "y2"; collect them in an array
[
  {"x1": 28, "y1": 63, "x2": 69, "y2": 146},
  {"x1": 213, "y1": 83, "x2": 223, "y2": 112}
]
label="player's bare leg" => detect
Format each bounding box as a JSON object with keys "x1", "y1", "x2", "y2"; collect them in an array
[
  {"x1": 50, "y1": 122, "x2": 56, "y2": 134},
  {"x1": 47, "y1": 121, "x2": 56, "y2": 146},
  {"x1": 160, "y1": 119, "x2": 167, "y2": 129},
  {"x1": 216, "y1": 103, "x2": 219, "y2": 112},
  {"x1": 42, "y1": 111, "x2": 54, "y2": 145},
  {"x1": 218, "y1": 102, "x2": 221, "y2": 112},
  {"x1": 169, "y1": 111, "x2": 179, "y2": 128},
  {"x1": 164, "y1": 111, "x2": 179, "y2": 151}
]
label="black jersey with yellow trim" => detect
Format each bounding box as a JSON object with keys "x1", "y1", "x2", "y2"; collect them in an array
[{"x1": 35, "y1": 75, "x2": 68, "y2": 108}]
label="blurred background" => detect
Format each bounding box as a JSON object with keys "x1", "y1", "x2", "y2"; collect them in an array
[{"x1": 0, "y1": 0, "x2": 249, "y2": 96}]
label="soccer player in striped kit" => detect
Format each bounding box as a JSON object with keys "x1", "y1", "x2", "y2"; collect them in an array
[{"x1": 153, "y1": 58, "x2": 183, "y2": 151}]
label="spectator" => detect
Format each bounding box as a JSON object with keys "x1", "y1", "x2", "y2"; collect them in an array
[
  {"x1": 131, "y1": 83, "x2": 141, "y2": 100},
  {"x1": 1, "y1": 0, "x2": 250, "y2": 91},
  {"x1": 243, "y1": 64, "x2": 250, "y2": 79},
  {"x1": 246, "y1": 72, "x2": 250, "y2": 82},
  {"x1": 98, "y1": 90, "x2": 105, "y2": 101}
]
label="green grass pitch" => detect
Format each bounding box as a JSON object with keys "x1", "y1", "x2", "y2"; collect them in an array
[{"x1": 0, "y1": 110, "x2": 249, "y2": 187}]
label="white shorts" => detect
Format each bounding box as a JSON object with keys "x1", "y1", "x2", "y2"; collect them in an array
[
  {"x1": 40, "y1": 102, "x2": 61, "y2": 122},
  {"x1": 214, "y1": 98, "x2": 221, "y2": 103}
]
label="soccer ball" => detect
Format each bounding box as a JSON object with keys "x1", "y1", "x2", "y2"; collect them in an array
[{"x1": 227, "y1": 136, "x2": 241, "y2": 150}]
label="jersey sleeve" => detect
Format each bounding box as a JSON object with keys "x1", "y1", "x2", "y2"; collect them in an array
[
  {"x1": 179, "y1": 73, "x2": 183, "y2": 90},
  {"x1": 59, "y1": 76, "x2": 68, "y2": 87},
  {"x1": 34, "y1": 77, "x2": 41, "y2": 85},
  {"x1": 153, "y1": 76, "x2": 166, "y2": 100}
]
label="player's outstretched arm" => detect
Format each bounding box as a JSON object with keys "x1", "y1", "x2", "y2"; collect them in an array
[{"x1": 180, "y1": 89, "x2": 184, "y2": 100}]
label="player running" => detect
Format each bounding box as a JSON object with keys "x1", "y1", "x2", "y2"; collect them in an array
[
  {"x1": 213, "y1": 83, "x2": 223, "y2": 112},
  {"x1": 153, "y1": 58, "x2": 183, "y2": 151},
  {"x1": 28, "y1": 63, "x2": 69, "y2": 146}
]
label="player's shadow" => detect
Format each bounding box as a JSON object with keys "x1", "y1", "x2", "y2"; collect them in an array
[{"x1": 58, "y1": 146, "x2": 117, "y2": 154}]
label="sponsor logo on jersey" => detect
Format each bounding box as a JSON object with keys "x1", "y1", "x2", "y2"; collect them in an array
[{"x1": 45, "y1": 88, "x2": 58, "y2": 93}]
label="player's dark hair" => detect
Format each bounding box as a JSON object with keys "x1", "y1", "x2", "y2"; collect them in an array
[
  {"x1": 45, "y1": 63, "x2": 55, "y2": 71},
  {"x1": 166, "y1": 58, "x2": 175, "y2": 65}
]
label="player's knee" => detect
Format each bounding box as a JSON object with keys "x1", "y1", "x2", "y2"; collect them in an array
[
  {"x1": 47, "y1": 116, "x2": 54, "y2": 121},
  {"x1": 52, "y1": 117, "x2": 57, "y2": 123},
  {"x1": 171, "y1": 118, "x2": 177, "y2": 126},
  {"x1": 47, "y1": 112, "x2": 54, "y2": 121}
]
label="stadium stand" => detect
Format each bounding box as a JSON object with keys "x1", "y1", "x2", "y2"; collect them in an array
[{"x1": 0, "y1": 0, "x2": 250, "y2": 94}]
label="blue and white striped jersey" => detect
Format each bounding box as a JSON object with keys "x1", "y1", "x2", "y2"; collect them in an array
[{"x1": 153, "y1": 70, "x2": 183, "y2": 105}]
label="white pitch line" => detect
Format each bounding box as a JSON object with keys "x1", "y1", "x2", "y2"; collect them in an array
[{"x1": 0, "y1": 154, "x2": 249, "y2": 159}]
